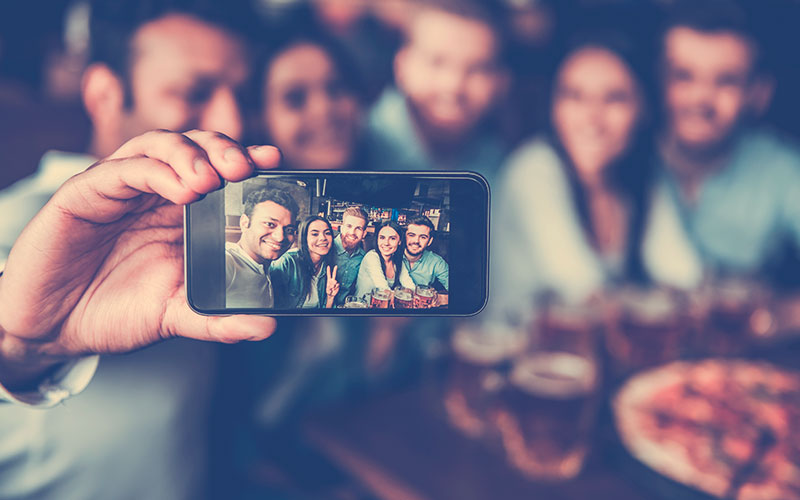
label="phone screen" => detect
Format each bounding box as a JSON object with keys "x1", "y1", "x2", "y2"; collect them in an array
[{"x1": 185, "y1": 171, "x2": 489, "y2": 316}]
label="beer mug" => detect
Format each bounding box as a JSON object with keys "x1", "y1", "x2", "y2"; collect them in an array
[
  {"x1": 604, "y1": 286, "x2": 688, "y2": 378},
  {"x1": 444, "y1": 319, "x2": 527, "y2": 440},
  {"x1": 414, "y1": 285, "x2": 438, "y2": 308},
  {"x1": 492, "y1": 299, "x2": 601, "y2": 481},
  {"x1": 393, "y1": 287, "x2": 414, "y2": 309},
  {"x1": 370, "y1": 288, "x2": 393, "y2": 309},
  {"x1": 343, "y1": 296, "x2": 368, "y2": 309}
]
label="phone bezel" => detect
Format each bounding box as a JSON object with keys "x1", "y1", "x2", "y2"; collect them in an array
[{"x1": 185, "y1": 170, "x2": 490, "y2": 316}]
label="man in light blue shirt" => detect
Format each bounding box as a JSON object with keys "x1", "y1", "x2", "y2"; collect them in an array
[
  {"x1": 332, "y1": 206, "x2": 369, "y2": 305},
  {"x1": 404, "y1": 215, "x2": 449, "y2": 303},
  {"x1": 657, "y1": 2, "x2": 800, "y2": 279},
  {"x1": 366, "y1": 0, "x2": 510, "y2": 184}
]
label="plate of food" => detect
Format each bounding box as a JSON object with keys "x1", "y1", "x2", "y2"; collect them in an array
[{"x1": 613, "y1": 359, "x2": 800, "y2": 500}]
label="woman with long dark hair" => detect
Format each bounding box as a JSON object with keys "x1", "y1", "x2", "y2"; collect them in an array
[
  {"x1": 354, "y1": 220, "x2": 416, "y2": 299},
  {"x1": 269, "y1": 215, "x2": 340, "y2": 308},
  {"x1": 492, "y1": 31, "x2": 696, "y2": 308}
]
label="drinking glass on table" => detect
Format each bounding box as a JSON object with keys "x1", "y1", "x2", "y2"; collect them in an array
[
  {"x1": 414, "y1": 285, "x2": 438, "y2": 308},
  {"x1": 343, "y1": 296, "x2": 369, "y2": 309},
  {"x1": 604, "y1": 286, "x2": 690, "y2": 379},
  {"x1": 393, "y1": 287, "x2": 414, "y2": 309},
  {"x1": 444, "y1": 318, "x2": 527, "y2": 440},
  {"x1": 690, "y1": 278, "x2": 773, "y2": 356},
  {"x1": 370, "y1": 288, "x2": 393, "y2": 308},
  {"x1": 492, "y1": 299, "x2": 601, "y2": 481}
]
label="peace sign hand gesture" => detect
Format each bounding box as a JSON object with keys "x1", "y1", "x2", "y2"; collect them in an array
[{"x1": 325, "y1": 265, "x2": 339, "y2": 308}]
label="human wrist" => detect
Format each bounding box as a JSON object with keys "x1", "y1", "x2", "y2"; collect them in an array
[{"x1": 0, "y1": 323, "x2": 63, "y2": 392}]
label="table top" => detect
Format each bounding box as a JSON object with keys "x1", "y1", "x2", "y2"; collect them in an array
[{"x1": 303, "y1": 387, "x2": 652, "y2": 500}]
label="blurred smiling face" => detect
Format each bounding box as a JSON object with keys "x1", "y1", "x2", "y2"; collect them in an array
[
  {"x1": 125, "y1": 14, "x2": 249, "y2": 141},
  {"x1": 552, "y1": 46, "x2": 642, "y2": 181},
  {"x1": 240, "y1": 201, "x2": 294, "y2": 263},
  {"x1": 395, "y1": 9, "x2": 506, "y2": 139},
  {"x1": 263, "y1": 43, "x2": 360, "y2": 170},
  {"x1": 663, "y1": 27, "x2": 757, "y2": 151}
]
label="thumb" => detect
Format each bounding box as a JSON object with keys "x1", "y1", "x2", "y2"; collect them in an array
[{"x1": 246, "y1": 145, "x2": 281, "y2": 170}]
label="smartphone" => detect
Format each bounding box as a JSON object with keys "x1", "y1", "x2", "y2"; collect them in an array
[{"x1": 185, "y1": 171, "x2": 489, "y2": 316}]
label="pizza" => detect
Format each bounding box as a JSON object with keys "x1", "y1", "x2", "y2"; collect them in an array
[{"x1": 613, "y1": 359, "x2": 800, "y2": 500}]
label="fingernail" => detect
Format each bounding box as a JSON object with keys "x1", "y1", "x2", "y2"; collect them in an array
[{"x1": 224, "y1": 147, "x2": 249, "y2": 165}]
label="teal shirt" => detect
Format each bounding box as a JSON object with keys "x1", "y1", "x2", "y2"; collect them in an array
[
  {"x1": 269, "y1": 249, "x2": 329, "y2": 309},
  {"x1": 659, "y1": 129, "x2": 800, "y2": 274},
  {"x1": 332, "y1": 235, "x2": 366, "y2": 306},
  {"x1": 403, "y1": 250, "x2": 449, "y2": 291}
]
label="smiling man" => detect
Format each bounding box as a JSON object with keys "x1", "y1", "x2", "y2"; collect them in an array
[
  {"x1": 404, "y1": 215, "x2": 449, "y2": 295},
  {"x1": 332, "y1": 205, "x2": 369, "y2": 305},
  {"x1": 227, "y1": 188, "x2": 299, "y2": 308}
]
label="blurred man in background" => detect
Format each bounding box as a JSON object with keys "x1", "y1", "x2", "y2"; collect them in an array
[
  {"x1": 0, "y1": 1, "x2": 259, "y2": 498},
  {"x1": 657, "y1": 1, "x2": 800, "y2": 282},
  {"x1": 367, "y1": 0, "x2": 510, "y2": 181}
]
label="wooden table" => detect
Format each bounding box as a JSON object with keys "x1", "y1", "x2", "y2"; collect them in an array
[{"x1": 303, "y1": 387, "x2": 652, "y2": 500}]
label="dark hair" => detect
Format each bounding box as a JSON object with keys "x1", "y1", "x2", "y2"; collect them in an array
[
  {"x1": 243, "y1": 188, "x2": 299, "y2": 222},
  {"x1": 251, "y1": 17, "x2": 365, "y2": 145},
  {"x1": 297, "y1": 215, "x2": 336, "y2": 300},
  {"x1": 548, "y1": 31, "x2": 657, "y2": 283},
  {"x1": 88, "y1": 0, "x2": 258, "y2": 108},
  {"x1": 374, "y1": 220, "x2": 406, "y2": 289},
  {"x1": 406, "y1": 215, "x2": 435, "y2": 237},
  {"x1": 661, "y1": 0, "x2": 764, "y2": 74}
]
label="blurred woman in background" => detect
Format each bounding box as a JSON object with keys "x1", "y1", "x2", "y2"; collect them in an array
[
  {"x1": 492, "y1": 31, "x2": 696, "y2": 310},
  {"x1": 255, "y1": 23, "x2": 365, "y2": 171}
]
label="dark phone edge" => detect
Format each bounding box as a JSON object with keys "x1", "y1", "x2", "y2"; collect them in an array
[{"x1": 185, "y1": 170, "x2": 490, "y2": 317}]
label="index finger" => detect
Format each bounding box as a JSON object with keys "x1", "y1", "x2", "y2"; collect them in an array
[{"x1": 331, "y1": 265, "x2": 338, "y2": 280}]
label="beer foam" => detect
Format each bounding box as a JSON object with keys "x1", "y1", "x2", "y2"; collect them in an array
[
  {"x1": 620, "y1": 290, "x2": 676, "y2": 321},
  {"x1": 510, "y1": 352, "x2": 596, "y2": 399},
  {"x1": 452, "y1": 327, "x2": 522, "y2": 365}
]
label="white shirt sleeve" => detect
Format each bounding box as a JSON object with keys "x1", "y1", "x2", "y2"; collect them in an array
[
  {"x1": 0, "y1": 355, "x2": 99, "y2": 407},
  {"x1": 398, "y1": 264, "x2": 416, "y2": 290}
]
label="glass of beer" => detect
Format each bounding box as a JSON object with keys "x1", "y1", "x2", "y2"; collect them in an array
[
  {"x1": 444, "y1": 319, "x2": 527, "y2": 441},
  {"x1": 692, "y1": 278, "x2": 772, "y2": 356},
  {"x1": 604, "y1": 286, "x2": 688, "y2": 379},
  {"x1": 370, "y1": 288, "x2": 393, "y2": 308},
  {"x1": 343, "y1": 296, "x2": 368, "y2": 309},
  {"x1": 492, "y1": 299, "x2": 600, "y2": 481},
  {"x1": 394, "y1": 287, "x2": 414, "y2": 309},
  {"x1": 414, "y1": 285, "x2": 438, "y2": 308}
]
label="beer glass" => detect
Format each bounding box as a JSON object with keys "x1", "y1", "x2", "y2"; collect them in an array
[
  {"x1": 444, "y1": 319, "x2": 527, "y2": 440},
  {"x1": 604, "y1": 286, "x2": 688, "y2": 378},
  {"x1": 689, "y1": 278, "x2": 773, "y2": 356},
  {"x1": 393, "y1": 287, "x2": 414, "y2": 309},
  {"x1": 343, "y1": 296, "x2": 368, "y2": 309},
  {"x1": 370, "y1": 288, "x2": 392, "y2": 308},
  {"x1": 492, "y1": 300, "x2": 600, "y2": 481},
  {"x1": 414, "y1": 285, "x2": 438, "y2": 308}
]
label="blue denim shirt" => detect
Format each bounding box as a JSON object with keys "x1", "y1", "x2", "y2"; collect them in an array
[
  {"x1": 269, "y1": 249, "x2": 330, "y2": 309},
  {"x1": 332, "y1": 235, "x2": 366, "y2": 306},
  {"x1": 403, "y1": 250, "x2": 449, "y2": 291}
]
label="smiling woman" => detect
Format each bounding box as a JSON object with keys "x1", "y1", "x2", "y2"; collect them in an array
[{"x1": 269, "y1": 215, "x2": 339, "y2": 309}]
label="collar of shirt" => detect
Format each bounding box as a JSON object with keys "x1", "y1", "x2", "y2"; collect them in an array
[{"x1": 226, "y1": 241, "x2": 266, "y2": 274}]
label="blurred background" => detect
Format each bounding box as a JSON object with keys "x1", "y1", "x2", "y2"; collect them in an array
[{"x1": 1, "y1": 1, "x2": 800, "y2": 499}]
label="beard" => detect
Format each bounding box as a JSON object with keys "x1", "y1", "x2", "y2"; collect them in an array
[
  {"x1": 406, "y1": 244, "x2": 425, "y2": 257},
  {"x1": 342, "y1": 236, "x2": 361, "y2": 251}
]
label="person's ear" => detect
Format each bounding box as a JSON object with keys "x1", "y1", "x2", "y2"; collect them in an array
[
  {"x1": 81, "y1": 63, "x2": 126, "y2": 131},
  {"x1": 747, "y1": 75, "x2": 775, "y2": 117},
  {"x1": 239, "y1": 214, "x2": 250, "y2": 232}
]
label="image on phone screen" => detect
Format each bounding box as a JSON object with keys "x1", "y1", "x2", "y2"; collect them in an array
[{"x1": 185, "y1": 171, "x2": 489, "y2": 316}]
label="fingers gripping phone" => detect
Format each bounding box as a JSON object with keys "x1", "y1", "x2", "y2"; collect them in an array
[{"x1": 185, "y1": 171, "x2": 489, "y2": 316}]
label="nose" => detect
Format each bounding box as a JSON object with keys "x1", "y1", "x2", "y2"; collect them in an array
[
  {"x1": 201, "y1": 86, "x2": 244, "y2": 141},
  {"x1": 272, "y1": 226, "x2": 285, "y2": 243},
  {"x1": 306, "y1": 90, "x2": 333, "y2": 121},
  {"x1": 436, "y1": 65, "x2": 467, "y2": 98}
]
